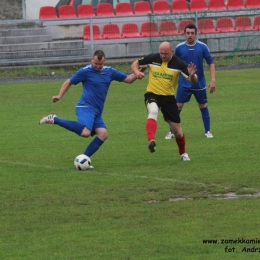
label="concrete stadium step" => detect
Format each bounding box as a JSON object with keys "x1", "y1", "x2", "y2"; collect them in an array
[
  {"x1": 0, "y1": 28, "x2": 49, "y2": 37},
  {"x1": 0, "y1": 40, "x2": 84, "y2": 52},
  {"x1": 0, "y1": 48, "x2": 87, "y2": 59},
  {"x1": 0, "y1": 21, "x2": 42, "y2": 30},
  {"x1": 0, "y1": 35, "x2": 53, "y2": 44},
  {"x1": 0, "y1": 55, "x2": 90, "y2": 66}
]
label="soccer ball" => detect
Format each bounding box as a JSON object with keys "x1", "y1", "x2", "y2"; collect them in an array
[{"x1": 74, "y1": 154, "x2": 91, "y2": 171}]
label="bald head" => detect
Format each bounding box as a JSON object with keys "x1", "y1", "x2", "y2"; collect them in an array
[
  {"x1": 159, "y1": 42, "x2": 174, "y2": 62},
  {"x1": 159, "y1": 42, "x2": 172, "y2": 51}
]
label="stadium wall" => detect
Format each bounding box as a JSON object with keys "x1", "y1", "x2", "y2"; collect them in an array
[
  {"x1": 25, "y1": 0, "x2": 59, "y2": 20},
  {"x1": 43, "y1": 9, "x2": 260, "y2": 57},
  {"x1": 1, "y1": 5, "x2": 260, "y2": 66}
]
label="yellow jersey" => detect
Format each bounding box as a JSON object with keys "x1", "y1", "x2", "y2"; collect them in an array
[{"x1": 137, "y1": 53, "x2": 190, "y2": 96}]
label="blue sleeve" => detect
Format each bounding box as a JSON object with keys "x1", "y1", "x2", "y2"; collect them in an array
[
  {"x1": 175, "y1": 47, "x2": 180, "y2": 58},
  {"x1": 111, "y1": 68, "x2": 127, "y2": 82},
  {"x1": 70, "y1": 68, "x2": 86, "y2": 85},
  {"x1": 203, "y1": 45, "x2": 214, "y2": 65}
]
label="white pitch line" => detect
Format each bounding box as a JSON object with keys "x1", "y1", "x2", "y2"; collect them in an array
[
  {"x1": 0, "y1": 160, "x2": 57, "y2": 169},
  {"x1": 96, "y1": 172, "x2": 221, "y2": 188},
  {"x1": 1, "y1": 159, "x2": 260, "y2": 200},
  {"x1": 0, "y1": 159, "x2": 226, "y2": 188}
]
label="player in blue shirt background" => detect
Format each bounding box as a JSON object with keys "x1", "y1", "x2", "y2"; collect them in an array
[
  {"x1": 165, "y1": 23, "x2": 216, "y2": 140},
  {"x1": 39, "y1": 50, "x2": 138, "y2": 167}
]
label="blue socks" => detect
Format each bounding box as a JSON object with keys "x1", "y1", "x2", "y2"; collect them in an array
[
  {"x1": 200, "y1": 107, "x2": 210, "y2": 133},
  {"x1": 54, "y1": 117, "x2": 85, "y2": 136},
  {"x1": 54, "y1": 118, "x2": 105, "y2": 157},
  {"x1": 169, "y1": 107, "x2": 210, "y2": 133},
  {"x1": 84, "y1": 137, "x2": 104, "y2": 157}
]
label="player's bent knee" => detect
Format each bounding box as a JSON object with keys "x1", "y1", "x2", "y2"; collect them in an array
[
  {"x1": 97, "y1": 131, "x2": 108, "y2": 141},
  {"x1": 177, "y1": 103, "x2": 183, "y2": 110},
  {"x1": 147, "y1": 102, "x2": 159, "y2": 120},
  {"x1": 96, "y1": 128, "x2": 108, "y2": 141},
  {"x1": 81, "y1": 127, "x2": 91, "y2": 137},
  {"x1": 171, "y1": 126, "x2": 183, "y2": 138},
  {"x1": 172, "y1": 130, "x2": 182, "y2": 138},
  {"x1": 175, "y1": 133, "x2": 183, "y2": 139},
  {"x1": 199, "y1": 103, "x2": 207, "y2": 109}
]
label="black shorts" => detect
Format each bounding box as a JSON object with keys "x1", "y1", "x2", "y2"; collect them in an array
[{"x1": 144, "y1": 92, "x2": 180, "y2": 123}]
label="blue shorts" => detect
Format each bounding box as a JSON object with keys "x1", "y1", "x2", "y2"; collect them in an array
[
  {"x1": 76, "y1": 106, "x2": 106, "y2": 133},
  {"x1": 176, "y1": 86, "x2": 208, "y2": 104}
]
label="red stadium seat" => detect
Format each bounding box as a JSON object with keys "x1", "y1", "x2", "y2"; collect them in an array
[
  {"x1": 208, "y1": 0, "x2": 226, "y2": 10},
  {"x1": 58, "y1": 5, "x2": 77, "y2": 18},
  {"x1": 83, "y1": 25, "x2": 103, "y2": 40},
  {"x1": 216, "y1": 18, "x2": 236, "y2": 32},
  {"x1": 115, "y1": 2, "x2": 133, "y2": 15},
  {"x1": 153, "y1": 1, "x2": 171, "y2": 13},
  {"x1": 122, "y1": 23, "x2": 141, "y2": 38},
  {"x1": 77, "y1": 4, "x2": 95, "y2": 17},
  {"x1": 39, "y1": 6, "x2": 58, "y2": 19},
  {"x1": 198, "y1": 19, "x2": 216, "y2": 34},
  {"x1": 227, "y1": 0, "x2": 245, "y2": 9},
  {"x1": 171, "y1": 0, "x2": 189, "y2": 12},
  {"x1": 246, "y1": 0, "x2": 260, "y2": 8},
  {"x1": 134, "y1": 1, "x2": 152, "y2": 14},
  {"x1": 102, "y1": 24, "x2": 122, "y2": 39},
  {"x1": 96, "y1": 3, "x2": 114, "y2": 16},
  {"x1": 190, "y1": 0, "x2": 207, "y2": 11},
  {"x1": 160, "y1": 21, "x2": 179, "y2": 36},
  {"x1": 235, "y1": 16, "x2": 254, "y2": 31},
  {"x1": 254, "y1": 16, "x2": 260, "y2": 30},
  {"x1": 140, "y1": 22, "x2": 159, "y2": 37},
  {"x1": 178, "y1": 19, "x2": 195, "y2": 34}
]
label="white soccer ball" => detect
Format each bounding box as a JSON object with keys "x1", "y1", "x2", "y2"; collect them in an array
[{"x1": 74, "y1": 154, "x2": 91, "y2": 171}]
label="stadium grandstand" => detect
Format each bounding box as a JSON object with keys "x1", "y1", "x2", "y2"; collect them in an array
[{"x1": 0, "y1": 0, "x2": 259, "y2": 66}]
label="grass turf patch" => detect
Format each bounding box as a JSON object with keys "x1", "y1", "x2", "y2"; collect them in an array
[{"x1": 0, "y1": 68, "x2": 259, "y2": 259}]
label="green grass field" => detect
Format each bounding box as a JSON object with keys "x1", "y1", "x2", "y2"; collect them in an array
[{"x1": 1, "y1": 68, "x2": 260, "y2": 260}]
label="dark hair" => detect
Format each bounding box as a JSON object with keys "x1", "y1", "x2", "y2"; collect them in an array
[
  {"x1": 93, "y1": 50, "x2": 105, "y2": 60},
  {"x1": 184, "y1": 23, "x2": 197, "y2": 34}
]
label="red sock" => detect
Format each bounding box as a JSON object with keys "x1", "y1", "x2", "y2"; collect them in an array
[
  {"x1": 146, "y1": 118, "x2": 157, "y2": 141},
  {"x1": 175, "y1": 134, "x2": 186, "y2": 155}
]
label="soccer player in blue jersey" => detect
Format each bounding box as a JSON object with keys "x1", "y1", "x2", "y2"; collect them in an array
[
  {"x1": 165, "y1": 23, "x2": 216, "y2": 140},
  {"x1": 39, "y1": 50, "x2": 138, "y2": 166}
]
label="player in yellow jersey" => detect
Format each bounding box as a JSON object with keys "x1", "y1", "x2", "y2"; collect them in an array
[{"x1": 132, "y1": 42, "x2": 197, "y2": 161}]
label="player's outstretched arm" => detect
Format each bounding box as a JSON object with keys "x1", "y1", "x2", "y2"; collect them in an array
[
  {"x1": 123, "y1": 66, "x2": 147, "y2": 83},
  {"x1": 52, "y1": 79, "x2": 72, "y2": 103},
  {"x1": 123, "y1": 73, "x2": 138, "y2": 83}
]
